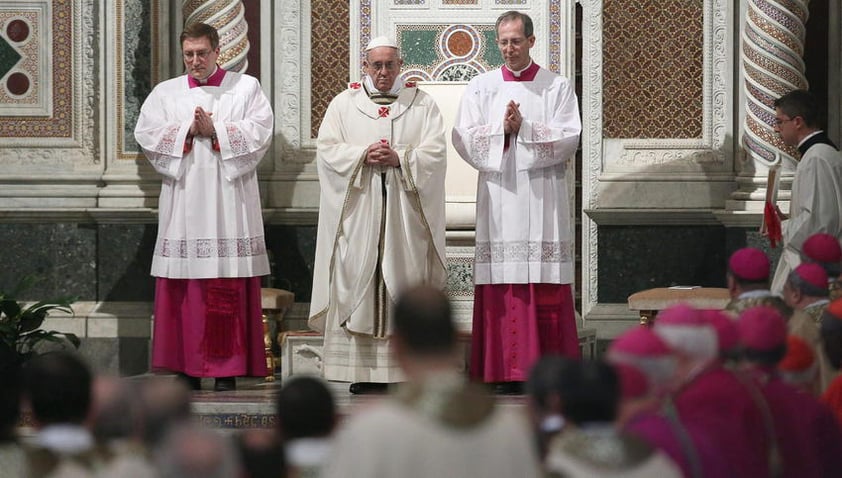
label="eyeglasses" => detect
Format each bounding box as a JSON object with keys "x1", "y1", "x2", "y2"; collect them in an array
[
  {"x1": 183, "y1": 49, "x2": 213, "y2": 61},
  {"x1": 773, "y1": 117, "x2": 796, "y2": 126},
  {"x1": 497, "y1": 38, "x2": 526, "y2": 48},
  {"x1": 367, "y1": 61, "x2": 398, "y2": 72}
]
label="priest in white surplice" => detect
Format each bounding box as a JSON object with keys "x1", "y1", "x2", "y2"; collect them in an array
[
  {"x1": 770, "y1": 90, "x2": 842, "y2": 295},
  {"x1": 135, "y1": 23, "x2": 273, "y2": 392},
  {"x1": 452, "y1": 11, "x2": 582, "y2": 392},
  {"x1": 309, "y1": 37, "x2": 447, "y2": 394}
]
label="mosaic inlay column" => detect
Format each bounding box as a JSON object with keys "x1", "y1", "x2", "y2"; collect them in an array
[
  {"x1": 738, "y1": 0, "x2": 809, "y2": 200},
  {"x1": 182, "y1": 0, "x2": 250, "y2": 73}
]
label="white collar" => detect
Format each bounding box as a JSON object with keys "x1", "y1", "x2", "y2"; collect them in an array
[
  {"x1": 797, "y1": 130, "x2": 824, "y2": 148},
  {"x1": 35, "y1": 424, "x2": 94, "y2": 454},
  {"x1": 364, "y1": 74, "x2": 402, "y2": 96},
  {"x1": 804, "y1": 299, "x2": 830, "y2": 310},
  {"x1": 738, "y1": 289, "x2": 772, "y2": 299},
  {"x1": 508, "y1": 60, "x2": 534, "y2": 77},
  {"x1": 286, "y1": 438, "x2": 333, "y2": 467}
]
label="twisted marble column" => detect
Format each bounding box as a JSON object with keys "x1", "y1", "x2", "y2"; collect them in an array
[
  {"x1": 183, "y1": 0, "x2": 250, "y2": 73},
  {"x1": 741, "y1": 0, "x2": 809, "y2": 174}
]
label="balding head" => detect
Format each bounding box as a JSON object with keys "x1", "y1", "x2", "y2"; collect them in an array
[{"x1": 393, "y1": 285, "x2": 455, "y2": 357}]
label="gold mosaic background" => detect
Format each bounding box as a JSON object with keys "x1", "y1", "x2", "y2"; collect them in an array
[
  {"x1": 311, "y1": 0, "x2": 349, "y2": 138},
  {"x1": 602, "y1": 0, "x2": 703, "y2": 139}
]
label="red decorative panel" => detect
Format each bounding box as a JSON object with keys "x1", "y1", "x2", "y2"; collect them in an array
[
  {"x1": 0, "y1": 1, "x2": 69, "y2": 136},
  {"x1": 311, "y1": 0, "x2": 349, "y2": 138}
]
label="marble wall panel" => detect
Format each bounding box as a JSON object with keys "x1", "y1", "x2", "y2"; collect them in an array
[
  {"x1": 596, "y1": 225, "x2": 727, "y2": 303},
  {"x1": 0, "y1": 224, "x2": 159, "y2": 302},
  {"x1": 97, "y1": 224, "x2": 157, "y2": 302},
  {"x1": 264, "y1": 225, "x2": 317, "y2": 302},
  {"x1": 0, "y1": 223, "x2": 97, "y2": 300}
]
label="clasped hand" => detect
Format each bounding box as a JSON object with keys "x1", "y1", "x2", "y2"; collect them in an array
[
  {"x1": 504, "y1": 100, "x2": 522, "y2": 135},
  {"x1": 189, "y1": 106, "x2": 215, "y2": 137},
  {"x1": 365, "y1": 141, "x2": 399, "y2": 168}
]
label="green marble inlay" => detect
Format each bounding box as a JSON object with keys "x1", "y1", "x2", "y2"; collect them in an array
[
  {"x1": 481, "y1": 30, "x2": 503, "y2": 67},
  {"x1": 0, "y1": 36, "x2": 22, "y2": 79},
  {"x1": 440, "y1": 64, "x2": 480, "y2": 81},
  {"x1": 400, "y1": 30, "x2": 439, "y2": 67},
  {"x1": 124, "y1": 0, "x2": 153, "y2": 153},
  {"x1": 446, "y1": 259, "x2": 474, "y2": 296}
]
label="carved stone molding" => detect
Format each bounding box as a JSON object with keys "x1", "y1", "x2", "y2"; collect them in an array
[
  {"x1": 580, "y1": 0, "x2": 603, "y2": 317},
  {"x1": 275, "y1": 0, "x2": 309, "y2": 160}
]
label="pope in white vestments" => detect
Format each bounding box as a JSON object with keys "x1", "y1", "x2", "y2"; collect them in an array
[
  {"x1": 770, "y1": 90, "x2": 842, "y2": 295},
  {"x1": 134, "y1": 24, "x2": 273, "y2": 390},
  {"x1": 309, "y1": 37, "x2": 447, "y2": 389},
  {"x1": 452, "y1": 12, "x2": 582, "y2": 387}
]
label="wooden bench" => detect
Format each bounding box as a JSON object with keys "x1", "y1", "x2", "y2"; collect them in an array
[{"x1": 627, "y1": 287, "x2": 731, "y2": 326}]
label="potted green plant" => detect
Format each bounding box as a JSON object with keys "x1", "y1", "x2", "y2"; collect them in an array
[{"x1": 0, "y1": 276, "x2": 80, "y2": 368}]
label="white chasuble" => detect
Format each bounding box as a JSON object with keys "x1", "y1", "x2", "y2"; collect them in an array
[
  {"x1": 134, "y1": 72, "x2": 273, "y2": 279},
  {"x1": 309, "y1": 81, "x2": 447, "y2": 382},
  {"x1": 452, "y1": 67, "x2": 581, "y2": 285}
]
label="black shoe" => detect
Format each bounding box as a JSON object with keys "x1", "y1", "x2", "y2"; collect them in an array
[
  {"x1": 214, "y1": 377, "x2": 237, "y2": 392},
  {"x1": 492, "y1": 382, "x2": 524, "y2": 395},
  {"x1": 349, "y1": 382, "x2": 389, "y2": 395},
  {"x1": 177, "y1": 373, "x2": 202, "y2": 391}
]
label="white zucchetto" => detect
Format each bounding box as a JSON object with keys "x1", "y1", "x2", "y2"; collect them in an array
[{"x1": 365, "y1": 36, "x2": 398, "y2": 51}]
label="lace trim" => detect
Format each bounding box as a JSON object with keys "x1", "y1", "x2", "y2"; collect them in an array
[
  {"x1": 155, "y1": 236, "x2": 267, "y2": 259},
  {"x1": 532, "y1": 123, "x2": 554, "y2": 165},
  {"x1": 470, "y1": 125, "x2": 491, "y2": 167},
  {"x1": 474, "y1": 240, "x2": 573, "y2": 264},
  {"x1": 226, "y1": 124, "x2": 250, "y2": 156},
  {"x1": 156, "y1": 125, "x2": 180, "y2": 155}
]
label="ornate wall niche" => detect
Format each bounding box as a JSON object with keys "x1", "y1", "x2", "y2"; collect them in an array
[
  {"x1": 94, "y1": 0, "x2": 166, "y2": 212},
  {"x1": 108, "y1": 0, "x2": 163, "y2": 165},
  {"x1": 599, "y1": 0, "x2": 730, "y2": 173},
  {"x1": 0, "y1": 0, "x2": 98, "y2": 171},
  {"x1": 579, "y1": 0, "x2": 735, "y2": 326}
]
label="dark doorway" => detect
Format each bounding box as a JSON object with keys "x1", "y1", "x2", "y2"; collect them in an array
[{"x1": 804, "y1": 0, "x2": 830, "y2": 129}]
